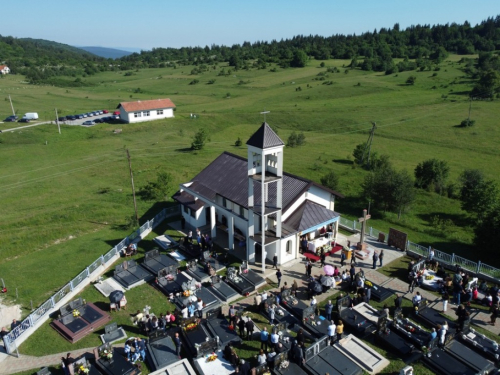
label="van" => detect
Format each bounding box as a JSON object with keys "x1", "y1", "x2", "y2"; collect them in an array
[{"x1": 23, "y1": 112, "x2": 39, "y2": 120}]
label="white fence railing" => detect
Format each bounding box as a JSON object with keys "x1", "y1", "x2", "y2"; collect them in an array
[
  {"x1": 3, "y1": 205, "x2": 179, "y2": 354},
  {"x1": 338, "y1": 215, "x2": 500, "y2": 283}
]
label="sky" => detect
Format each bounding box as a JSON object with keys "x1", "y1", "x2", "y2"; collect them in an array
[{"x1": 1, "y1": 0, "x2": 500, "y2": 51}]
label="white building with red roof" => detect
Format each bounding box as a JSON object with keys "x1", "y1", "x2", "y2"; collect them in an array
[
  {"x1": 0, "y1": 65, "x2": 10, "y2": 75},
  {"x1": 116, "y1": 98, "x2": 175, "y2": 123}
]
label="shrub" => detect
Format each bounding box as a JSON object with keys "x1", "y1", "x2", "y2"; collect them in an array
[
  {"x1": 235, "y1": 137, "x2": 242, "y2": 147},
  {"x1": 189, "y1": 79, "x2": 199, "y2": 85},
  {"x1": 460, "y1": 119, "x2": 475, "y2": 127}
]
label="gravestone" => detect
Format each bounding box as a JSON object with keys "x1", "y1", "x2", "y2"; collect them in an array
[
  {"x1": 305, "y1": 336, "x2": 329, "y2": 360},
  {"x1": 145, "y1": 249, "x2": 160, "y2": 262},
  {"x1": 101, "y1": 322, "x2": 127, "y2": 344},
  {"x1": 388, "y1": 228, "x2": 407, "y2": 251},
  {"x1": 337, "y1": 334, "x2": 390, "y2": 374},
  {"x1": 211, "y1": 275, "x2": 221, "y2": 287},
  {"x1": 187, "y1": 260, "x2": 198, "y2": 270}
]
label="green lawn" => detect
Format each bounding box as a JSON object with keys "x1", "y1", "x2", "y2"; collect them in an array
[{"x1": 1, "y1": 55, "x2": 499, "y2": 316}]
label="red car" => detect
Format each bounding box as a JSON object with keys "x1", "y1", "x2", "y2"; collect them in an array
[
  {"x1": 113, "y1": 111, "x2": 120, "y2": 115},
  {"x1": 102, "y1": 110, "x2": 109, "y2": 114}
]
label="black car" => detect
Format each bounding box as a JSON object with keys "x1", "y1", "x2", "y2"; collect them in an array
[
  {"x1": 4, "y1": 115, "x2": 18, "y2": 122},
  {"x1": 67, "y1": 115, "x2": 76, "y2": 121},
  {"x1": 18, "y1": 118, "x2": 30, "y2": 123},
  {"x1": 57, "y1": 116, "x2": 67, "y2": 122},
  {"x1": 94, "y1": 118, "x2": 102, "y2": 123}
]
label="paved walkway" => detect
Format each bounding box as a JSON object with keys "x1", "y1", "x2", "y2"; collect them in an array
[{"x1": 1, "y1": 232, "x2": 498, "y2": 374}]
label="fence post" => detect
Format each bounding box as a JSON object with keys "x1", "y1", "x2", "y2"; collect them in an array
[
  {"x1": 369, "y1": 227, "x2": 373, "y2": 237},
  {"x1": 353, "y1": 220, "x2": 356, "y2": 231},
  {"x1": 477, "y1": 261, "x2": 481, "y2": 275},
  {"x1": 28, "y1": 314, "x2": 34, "y2": 327},
  {"x1": 86, "y1": 267, "x2": 90, "y2": 277},
  {"x1": 451, "y1": 253, "x2": 455, "y2": 265},
  {"x1": 50, "y1": 296, "x2": 55, "y2": 308}
]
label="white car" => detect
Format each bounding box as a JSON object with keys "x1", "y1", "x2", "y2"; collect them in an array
[{"x1": 82, "y1": 120, "x2": 95, "y2": 126}]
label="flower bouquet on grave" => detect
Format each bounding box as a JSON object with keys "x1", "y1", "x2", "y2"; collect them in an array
[
  {"x1": 72, "y1": 309, "x2": 80, "y2": 317},
  {"x1": 206, "y1": 352, "x2": 218, "y2": 362},
  {"x1": 185, "y1": 322, "x2": 197, "y2": 332},
  {"x1": 78, "y1": 365, "x2": 90, "y2": 375},
  {"x1": 280, "y1": 360, "x2": 289, "y2": 370},
  {"x1": 183, "y1": 290, "x2": 191, "y2": 297},
  {"x1": 365, "y1": 281, "x2": 373, "y2": 288},
  {"x1": 100, "y1": 349, "x2": 113, "y2": 361},
  {"x1": 228, "y1": 324, "x2": 234, "y2": 331},
  {"x1": 421, "y1": 346, "x2": 431, "y2": 357}
]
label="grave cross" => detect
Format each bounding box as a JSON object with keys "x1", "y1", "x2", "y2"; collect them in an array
[{"x1": 358, "y1": 209, "x2": 371, "y2": 246}]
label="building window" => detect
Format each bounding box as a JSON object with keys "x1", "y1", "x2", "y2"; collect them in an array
[
  {"x1": 239, "y1": 205, "x2": 244, "y2": 216},
  {"x1": 143, "y1": 111, "x2": 150, "y2": 117},
  {"x1": 286, "y1": 240, "x2": 292, "y2": 253},
  {"x1": 223, "y1": 198, "x2": 227, "y2": 207},
  {"x1": 158, "y1": 109, "x2": 164, "y2": 115},
  {"x1": 190, "y1": 208, "x2": 195, "y2": 218},
  {"x1": 183, "y1": 205, "x2": 188, "y2": 214},
  {"x1": 134, "y1": 112, "x2": 142, "y2": 118}
]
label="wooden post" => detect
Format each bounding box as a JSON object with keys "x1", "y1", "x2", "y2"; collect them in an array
[{"x1": 126, "y1": 149, "x2": 139, "y2": 226}]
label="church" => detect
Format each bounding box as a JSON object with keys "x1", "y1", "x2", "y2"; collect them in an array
[{"x1": 173, "y1": 123, "x2": 343, "y2": 270}]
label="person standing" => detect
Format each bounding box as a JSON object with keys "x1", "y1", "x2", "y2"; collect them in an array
[
  {"x1": 273, "y1": 254, "x2": 278, "y2": 269},
  {"x1": 327, "y1": 320, "x2": 336, "y2": 346},
  {"x1": 320, "y1": 251, "x2": 326, "y2": 267},
  {"x1": 237, "y1": 317, "x2": 246, "y2": 337},
  {"x1": 239, "y1": 360, "x2": 251, "y2": 375},
  {"x1": 135, "y1": 337, "x2": 146, "y2": 361},
  {"x1": 174, "y1": 332, "x2": 182, "y2": 358},
  {"x1": 490, "y1": 303, "x2": 499, "y2": 326},
  {"x1": 442, "y1": 290, "x2": 449, "y2": 312},
  {"x1": 293, "y1": 344, "x2": 304, "y2": 365},
  {"x1": 340, "y1": 251, "x2": 346, "y2": 267},
  {"x1": 196, "y1": 298, "x2": 204, "y2": 318},
  {"x1": 260, "y1": 327, "x2": 269, "y2": 351},
  {"x1": 307, "y1": 262, "x2": 313, "y2": 277},
  {"x1": 276, "y1": 269, "x2": 282, "y2": 288},
  {"x1": 325, "y1": 300, "x2": 333, "y2": 321},
  {"x1": 379, "y1": 250, "x2": 384, "y2": 267},
  {"x1": 188, "y1": 230, "x2": 193, "y2": 243},
  {"x1": 229, "y1": 305, "x2": 237, "y2": 325},
  {"x1": 394, "y1": 294, "x2": 403, "y2": 310},
  {"x1": 270, "y1": 330, "x2": 280, "y2": 350},
  {"x1": 245, "y1": 317, "x2": 254, "y2": 340},
  {"x1": 196, "y1": 228, "x2": 202, "y2": 245},
  {"x1": 408, "y1": 270, "x2": 417, "y2": 293},
  {"x1": 336, "y1": 320, "x2": 344, "y2": 343},
  {"x1": 301, "y1": 237, "x2": 308, "y2": 254},
  {"x1": 305, "y1": 260, "x2": 311, "y2": 276},
  {"x1": 429, "y1": 247, "x2": 435, "y2": 261},
  {"x1": 268, "y1": 305, "x2": 276, "y2": 325},
  {"x1": 372, "y1": 251, "x2": 379, "y2": 269}
]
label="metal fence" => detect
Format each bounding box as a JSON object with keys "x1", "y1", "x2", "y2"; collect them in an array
[
  {"x1": 339, "y1": 215, "x2": 500, "y2": 284},
  {"x1": 3, "y1": 206, "x2": 175, "y2": 354}
]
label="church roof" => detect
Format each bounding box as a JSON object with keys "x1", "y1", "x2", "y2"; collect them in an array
[
  {"x1": 178, "y1": 152, "x2": 343, "y2": 212},
  {"x1": 246, "y1": 122, "x2": 284, "y2": 149},
  {"x1": 284, "y1": 200, "x2": 339, "y2": 233}
]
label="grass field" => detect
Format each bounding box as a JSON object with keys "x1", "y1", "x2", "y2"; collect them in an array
[{"x1": 1, "y1": 55, "x2": 499, "y2": 313}]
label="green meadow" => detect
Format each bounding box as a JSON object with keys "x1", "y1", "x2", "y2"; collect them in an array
[{"x1": 1, "y1": 55, "x2": 499, "y2": 311}]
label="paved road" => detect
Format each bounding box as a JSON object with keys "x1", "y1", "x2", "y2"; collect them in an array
[{"x1": 0, "y1": 114, "x2": 119, "y2": 133}]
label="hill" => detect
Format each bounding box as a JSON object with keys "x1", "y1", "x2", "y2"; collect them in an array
[{"x1": 77, "y1": 46, "x2": 133, "y2": 59}]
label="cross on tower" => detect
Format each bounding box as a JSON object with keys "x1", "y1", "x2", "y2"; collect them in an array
[
  {"x1": 260, "y1": 109, "x2": 270, "y2": 122},
  {"x1": 358, "y1": 209, "x2": 371, "y2": 247}
]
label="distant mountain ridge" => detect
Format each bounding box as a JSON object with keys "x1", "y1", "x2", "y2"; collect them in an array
[{"x1": 77, "y1": 46, "x2": 133, "y2": 59}]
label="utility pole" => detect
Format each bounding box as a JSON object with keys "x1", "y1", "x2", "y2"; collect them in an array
[
  {"x1": 361, "y1": 122, "x2": 377, "y2": 167},
  {"x1": 126, "y1": 149, "x2": 139, "y2": 226},
  {"x1": 467, "y1": 97, "x2": 472, "y2": 123},
  {"x1": 8, "y1": 95, "x2": 15, "y2": 116},
  {"x1": 55, "y1": 108, "x2": 61, "y2": 134}
]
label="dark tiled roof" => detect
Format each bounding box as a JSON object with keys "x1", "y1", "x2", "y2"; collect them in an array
[
  {"x1": 173, "y1": 191, "x2": 204, "y2": 211},
  {"x1": 184, "y1": 152, "x2": 309, "y2": 209},
  {"x1": 284, "y1": 200, "x2": 339, "y2": 233},
  {"x1": 246, "y1": 122, "x2": 284, "y2": 149}
]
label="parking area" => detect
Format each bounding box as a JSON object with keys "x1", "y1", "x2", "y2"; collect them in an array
[{"x1": 58, "y1": 111, "x2": 121, "y2": 126}]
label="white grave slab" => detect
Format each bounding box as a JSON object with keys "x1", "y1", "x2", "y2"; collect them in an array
[
  {"x1": 150, "y1": 359, "x2": 196, "y2": 375},
  {"x1": 94, "y1": 277, "x2": 125, "y2": 297},
  {"x1": 154, "y1": 235, "x2": 178, "y2": 250},
  {"x1": 193, "y1": 350, "x2": 234, "y2": 375},
  {"x1": 353, "y1": 302, "x2": 385, "y2": 324},
  {"x1": 337, "y1": 334, "x2": 390, "y2": 374},
  {"x1": 168, "y1": 251, "x2": 186, "y2": 262}
]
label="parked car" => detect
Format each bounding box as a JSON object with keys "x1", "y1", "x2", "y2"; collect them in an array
[
  {"x1": 75, "y1": 114, "x2": 83, "y2": 119},
  {"x1": 94, "y1": 118, "x2": 102, "y2": 123},
  {"x1": 82, "y1": 113, "x2": 88, "y2": 118},
  {"x1": 102, "y1": 110, "x2": 109, "y2": 114},
  {"x1": 97, "y1": 110, "x2": 103, "y2": 115},
  {"x1": 67, "y1": 115, "x2": 76, "y2": 121},
  {"x1": 86, "y1": 112, "x2": 93, "y2": 117},
  {"x1": 4, "y1": 115, "x2": 18, "y2": 122},
  {"x1": 82, "y1": 120, "x2": 95, "y2": 126},
  {"x1": 57, "y1": 116, "x2": 67, "y2": 122},
  {"x1": 113, "y1": 111, "x2": 120, "y2": 116},
  {"x1": 23, "y1": 112, "x2": 39, "y2": 120},
  {"x1": 18, "y1": 118, "x2": 30, "y2": 123}
]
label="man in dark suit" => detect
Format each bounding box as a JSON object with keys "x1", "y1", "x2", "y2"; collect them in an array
[
  {"x1": 174, "y1": 332, "x2": 182, "y2": 358},
  {"x1": 245, "y1": 318, "x2": 254, "y2": 340},
  {"x1": 239, "y1": 359, "x2": 251, "y2": 375}
]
